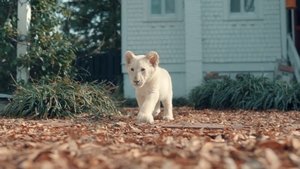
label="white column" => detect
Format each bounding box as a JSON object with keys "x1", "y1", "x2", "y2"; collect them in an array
[
  {"x1": 184, "y1": 0, "x2": 203, "y2": 96},
  {"x1": 17, "y1": 0, "x2": 31, "y2": 82},
  {"x1": 121, "y1": 0, "x2": 135, "y2": 98},
  {"x1": 280, "y1": 0, "x2": 287, "y2": 59}
]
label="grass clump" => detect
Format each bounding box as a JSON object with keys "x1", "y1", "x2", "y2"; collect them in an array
[
  {"x1": 1, "y1": 78, "x2": 119, "y2": 119},
  {"x1": 189, "y1": 74, "x2": 300, "y2": 111}
]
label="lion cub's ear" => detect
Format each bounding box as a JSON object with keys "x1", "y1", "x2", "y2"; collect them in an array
[
  {"x1": 146, "y1": 51, "x2": 159, "y2": 67},
  {"x1": 125, "y1": 51, "x2": 135, "y2": 65}
]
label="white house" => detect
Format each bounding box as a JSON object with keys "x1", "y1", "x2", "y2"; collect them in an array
[{"x1": 122, "y1": 0, "x2": 300, "y2": 98}]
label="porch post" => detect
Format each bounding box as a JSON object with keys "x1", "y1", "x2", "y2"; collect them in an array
[
  {"x1": 292, "y1": 9, "x2": 295, "y2": 41},
  {"x1": 184, "y1": 0, "x2": 203, "y2": 96},
  {"x1": 280, "y1": 0, "x2": 287, "y2": 59},
  {"x1": 17, "y1": 0, "x2": 31, "y2": 82}
]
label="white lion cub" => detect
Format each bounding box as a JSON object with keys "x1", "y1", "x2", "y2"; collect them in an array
[{"x1": 125, "y1": 51, "x2": 174, "y2": 124}]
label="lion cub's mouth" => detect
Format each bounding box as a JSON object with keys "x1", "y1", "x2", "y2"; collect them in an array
[{"x1": 133, "y1": 81, "x2": 143, "y2": 88}]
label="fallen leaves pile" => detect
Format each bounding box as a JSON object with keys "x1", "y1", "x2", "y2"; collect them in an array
[{"x1": 0, "y1": 107, "x2": 300, "y2": 169}]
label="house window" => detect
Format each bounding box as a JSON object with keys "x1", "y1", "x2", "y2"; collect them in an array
[
  {"x1": 151, "y1": 0, "x2": 163, "y2": 14},
  {"x1": 227, "y1": 0, "x2": 260, "y2": 20},
  {"x1": 147, "y1": 0, "x2": 183, "y2": 21}
]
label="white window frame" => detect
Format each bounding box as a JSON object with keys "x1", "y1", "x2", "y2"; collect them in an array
[
  {"x1": 225, "y1": 0, "x2": 262, "y2": 20},
  {"x1": 145, "y1": 0, "x2": 183, "y2": 22}
]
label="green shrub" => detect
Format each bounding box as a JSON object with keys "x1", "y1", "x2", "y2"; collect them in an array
[
  {"x1": 1, "y1": 78, "x2": 119, "y2": 119},
  {"x1": 189, "y1": 78, "x2": 233, "y2": 109},
  {"x1": 0, "y1": 0, "x2": 18, "y2": 93},
  {"x1": 0, "y1": 0, "x2": 76, "y2": 93},
  {"x1": 189, "y1": 74, "x2": 300, "y2": 111},
  {"x1": 23, "y1": 0, "x2": 77, "y2": 79}
]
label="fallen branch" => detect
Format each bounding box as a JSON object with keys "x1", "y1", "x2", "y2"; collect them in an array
[
  {"x1": 161, "y1": 123, "x2": 245, "y2": 129},
  {"x1": 161, "y1": 123, "x2": 225, "y2": 129}
]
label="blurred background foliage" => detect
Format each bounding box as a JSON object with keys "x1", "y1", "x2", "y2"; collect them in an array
[
  {"x1": 0, "y1": 0, "x2": 18, "y2": 93},
  {"x1": 63, "y1": 0, "x2": 121, "y2": 57},
  {"x1": 0, "y1": 0, "x2": 121, "y2": 93}
]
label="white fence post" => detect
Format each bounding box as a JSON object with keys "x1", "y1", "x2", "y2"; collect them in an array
[{"x1": 16, "y1": 0, "x2": 31, "y2": 83}]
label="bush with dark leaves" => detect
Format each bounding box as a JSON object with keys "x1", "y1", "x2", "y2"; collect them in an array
[{"x1": 189, "y1": 74, "x2": 300, "y2": 111}]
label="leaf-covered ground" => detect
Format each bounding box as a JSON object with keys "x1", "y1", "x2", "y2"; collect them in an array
[{"x1": 0, "y1": 107, "x2": 300, "y2": 169}]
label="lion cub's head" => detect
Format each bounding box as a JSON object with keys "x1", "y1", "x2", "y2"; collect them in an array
[{"x1": 125, "y1": 51, "x2": 159, "y2": 88}]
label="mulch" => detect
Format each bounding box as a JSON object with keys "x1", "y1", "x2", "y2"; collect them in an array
[{"x1": 0, "y1": 107, "x2": 300, "y2": 169}]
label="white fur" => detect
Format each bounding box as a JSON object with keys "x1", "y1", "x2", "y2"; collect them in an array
[{"x1": 125, "y1": 51, "x2": 173, "y2": 123}]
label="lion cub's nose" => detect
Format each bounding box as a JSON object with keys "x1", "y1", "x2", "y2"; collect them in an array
[{"x1": 134, "y1": 80, "x2": 140, "y2": 84}]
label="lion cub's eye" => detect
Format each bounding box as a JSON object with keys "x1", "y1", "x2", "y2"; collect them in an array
[
  {"x1": 131, "y1": 68, "x2": 134, "y2": 71},
  {"x1": 141, "y1": 68, "x2": 145, "y2": 72}
]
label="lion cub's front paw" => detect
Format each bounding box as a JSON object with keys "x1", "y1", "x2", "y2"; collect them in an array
[
  {"x1": 152, "y1": 109, "x2": 160, "y2": 117},
  {"x1": 137, "y1": 113, "x2": 154, "y2": 124},
  {"x1": 163, "y1": 115, "x2": 174, "y2": 121}
]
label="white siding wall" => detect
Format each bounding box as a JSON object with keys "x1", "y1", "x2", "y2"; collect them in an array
[
  {"x1": 184, "y1": 0, "x2": 203, "y2": 95},
  {"x1": 201, "y1": 0, "x2": 282, "y2": 77},
  {"x1": 122, "y1": 0, "x2": 284, "y2": 98},
  {"x1": 122, "y1": 0, "x2": 186, "y2": 98}
]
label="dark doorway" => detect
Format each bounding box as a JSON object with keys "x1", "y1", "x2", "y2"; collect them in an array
[
  {"x1": 291, "y1": 0, "x2": 300, "y2": 52},
  {"x1": 294, "y1": 7, "x2": 300, "y2": 52}
]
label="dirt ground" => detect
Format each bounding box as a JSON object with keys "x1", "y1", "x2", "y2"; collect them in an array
[{"x1": 0, "y1": 107, "x2": 300, "y2": 169}]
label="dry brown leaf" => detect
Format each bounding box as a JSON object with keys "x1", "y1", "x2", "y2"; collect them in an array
[
  {"x1": 187, "y1": 137, "x2": 202, "y2": 152},
  {"x1": 0, "y1": 147, "x2": 15, "y2": 160},
  {"x1": 197, "y1": 158, "x2": 212, "y2": 169},
  {"x1": 292, "y1": 131, "x2": 300, "y2": 137},
  {"x1": 37, "y1": 161, "x2": 56, "y2": 169},
  {"x1": 241, "y1": 159, "x2": 263, "y2": 169},
  {"x1": 200, "y1": 142, "x2": 222, "y2": 163},
  {"x1": 241, "y1": 139, "x2": 256, "y2": 150},
  {"x1": 113, "y1": 121, "x2": 127, "y2": 128},
  {"x1": 141, "y1": 156, "x2": 164, "y2": 163},
  {"x1": 201, "y1": 142, "x2": 214, "y2": 155},
  {"x1": 1, "y1": 108, "x2": 300, "y2": 169},
  {"x1": 288, "y1": 153, "x2": 300, "y2": 166},
  {"x1": 214, "y1": 135, "x2": 225, "y2": 143},
  {"x1": 127, "y1": 148, "x2": 141, "y2": 158},
  {"x1": 129, "y1": 124, "x2": 142, "y2": 133},
  {"x1": 49, "y1": 150, "x2": 70, "y2": 169},
  {"x1": 161, "y1": 160, "x2": 181, "y2": 169},
  {"x1": 224, "y1": 157, "x2": 237, "y2": 169},
  {"x1": 233, "y1": 133, "x2": 246, "y2": 142},
  {"x1": 291, "y1": 138, "x2": 300, "y2": 150},
  {"x1": 265, "y1": 148, "x2": 281, "y2": 169},
  {"x1": 164, "y1": 136, "x2": 175, "y2": 145},
  {"x1": 258, "y1": 140, "x2": 284, "y2": 151}
]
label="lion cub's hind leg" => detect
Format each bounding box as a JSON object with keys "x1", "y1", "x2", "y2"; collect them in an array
[{"x1": 152, "y1": 101, "x2": 161, "y2": 117}]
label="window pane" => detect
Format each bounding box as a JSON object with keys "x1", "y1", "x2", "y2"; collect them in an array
[
  {"x1": 165, "y1": 0, "x2": 175, "y2": 14},
  {"x1": 244, "y1": 0, "x2": 255, "y2": 12},
  {"x1": 151, "y1": 0, "x2": 162, "y2": 14},
  {"x1": 230, "y1": 0, "x2": 241, "y2": 13}
]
